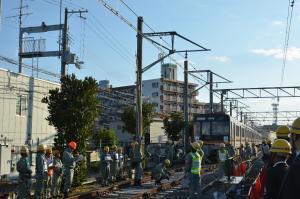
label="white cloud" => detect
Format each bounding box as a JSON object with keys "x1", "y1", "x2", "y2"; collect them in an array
[
  {"x1": 271, "y1": 20, "x2": 284, "y2": 26},
  {"x1": 251, "y1": 47, "x2": 300, "y2": 61},
  {"x1": 209, "y1": 56, "x2": 230, "y2": 63}
]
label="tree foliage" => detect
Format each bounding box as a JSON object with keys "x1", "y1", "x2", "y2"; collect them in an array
[
  {"x1": 163, "y1": 112, "x2": 184, "y2": 141},
  {"x1": 92, "y1": 128, "x2": 119, "y2": 147},
  {"x1": 121, "y1": 102, "x2": 155, "y2": 135},
  {"x1": 42, "y1": 74, "x2": 100, "y2": 186}
]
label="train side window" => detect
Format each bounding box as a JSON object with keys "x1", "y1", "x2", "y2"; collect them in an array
[
  {"x1": 242, "y1": 128, "x2": 245, "y2": 137},
  {"x1": 235, "y1": 124, "x2": 239, "y2": 137}
]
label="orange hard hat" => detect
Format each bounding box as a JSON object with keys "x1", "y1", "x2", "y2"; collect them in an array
[{"x1": 68, "y1": 141, "x2": 77, "y2": 150}]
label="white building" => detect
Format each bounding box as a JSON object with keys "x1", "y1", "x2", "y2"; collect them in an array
[{"x1": 0, "y1": 68, "x2": 59, "y2": 148}]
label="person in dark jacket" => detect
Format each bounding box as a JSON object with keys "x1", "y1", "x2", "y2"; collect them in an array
[
  {"x1": 17, "y1": 146, "x2": 32, "y2": 199},
  {"x1": 278, "y1": 117, "x2": 300, "y2": 199},
  {"x1": 264, "y1": 139, "x2": 291, "y2": 199}
]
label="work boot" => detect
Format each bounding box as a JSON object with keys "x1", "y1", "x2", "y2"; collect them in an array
[
  {"x1": 63, "y1": 192, "x2": 69, "y2": 198},
  {"x1": 133, "y1": 179, "x2": 138, "y2": 186},
  {"x1": 137, "y1": 179, "x2": 143, "y2": 187}
]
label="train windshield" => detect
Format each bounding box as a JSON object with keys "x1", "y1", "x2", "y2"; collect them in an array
[{"x1": 194, "y1": 114, "x2": 230, "y2": 137}]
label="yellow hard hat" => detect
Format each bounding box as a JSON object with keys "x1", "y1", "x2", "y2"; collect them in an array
[
  {"x1": 291, "y1": 117, "x2": 300, "y2": 134},
  {"x1": 198, "y1": 140, "x2": 204, "y2": 148},
  {"x1": 53, "y1": 150, "x2": 60, "y2": 156},
  {"x1": 20, "y1": 146, "x2": 29, "y2": 154},
  {"x1": 117, "y1": 147, "x2": 123, "y2": 153},
  {"x1": 267, "y1": 140, "x2": 272, "y2": 144},
  {"x1": 164, "y1": 159, "x2": 171, "y2": 166},
  {"x1": 276, "y1": 126, "x2": 290, "y2": 138},
  {"x1": 46, "y1": 147, "x2": 52, "y2": 154},
  {"x1": 104, "y1": 146, "x2": 109, "y2": 152},
  {"x1": 37, "y1": 144, "x2": 46, "y2": 152},
  {"x1": 270, "y1": 139, "x2": 291, "y2": 154},
  {"x1": 111, "y1": 145, "x2": 117, "y2": 150},
  {"x1": 191, "y1": 142, "x2": 200, "y2": 150}
]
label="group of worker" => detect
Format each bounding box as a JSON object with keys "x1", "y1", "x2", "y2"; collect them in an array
[
  {"x1": 16, "y1": 141, "x2": 81, "y2": 199},
  {"x1": 100, "y1": 144, "x2": 125, "y2": 186},
  {"x1": 264, "y1": 117, "x2": 300, "y2": 199}
]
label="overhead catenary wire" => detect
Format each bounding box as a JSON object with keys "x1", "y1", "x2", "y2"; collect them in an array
[{"x1": 280, "y1": 0, "x2": 295, "y2": 86}]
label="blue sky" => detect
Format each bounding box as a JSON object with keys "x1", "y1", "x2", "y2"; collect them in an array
[{"x1": 1, "y1": 0, "x2": 300, "y2": 124}]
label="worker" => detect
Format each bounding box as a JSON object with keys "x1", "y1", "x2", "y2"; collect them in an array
[
  {"x1": 131, "y1": 141, "x2": 143, "y2": 186},
  {"x1": 185, "y1": 142, "x2": 202, "y2": 198},
  {"x1": 16, "y1": 146, "x2": 32, "y2": 199},
  {"x1": 45, "y1": 147, "x2": 53, "y2": 198},
  {"x1": 117, "y1": 147, "x2": 125, "y2": 180},
  {"x1": 165, "y1": 141, "x2": 174, "y2": 166},
  {"x1": 100, "y1": 146, "x2": 111, "y2": 186},
  {"x1": 265, "y1": 139, "x2": 291, "y2": 199},
  {"x1": 218, "y1": 143, "x2": 229, "y2": 179},
  {"x1": 260, "y1": 140, "x2": 270, "y2": 165},
  {"x1": 278, "y1": 117, "x2": 300, "y2": 199},
  {"x1": 62, "y1": 141, "x2": 79, "y2": 198},
  {"x1": 152, "y1": 144, "x2": 161, "y2": 164},
  {"x1": 267, "y1": 140, "x2": 272, "y2": 149},
  {"x1": 110, "y1": 145, "x2": 119, "y2": 182},
  {"x1": 51, "y1": 150, "x2": 63, "y2": 198},
  {"x1": 152, "y1": 159, "x2": 171, "y2": 185},
  {"x1": 276, "y1": 125, "x2": 290, "y2": 141},
  {"x1": 239, "y1": 143, "x2": 245, "y2": 160},
  {"x1": 34, "y1": 144, "x2": 47, "y2": 199},
  {"x1": 226, "y1": 142, "x2": 236, "y2": 158},
  {"x1": 244, "y1": 142, "x2": 252, "y2": 160},
  {"x1": 251, "y1": 143, "x2": 257, "y2": 157}
]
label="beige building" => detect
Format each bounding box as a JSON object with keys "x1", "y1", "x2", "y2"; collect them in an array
[{"x1": 0, "y1": 68, "x2": 59, "y2": 148}]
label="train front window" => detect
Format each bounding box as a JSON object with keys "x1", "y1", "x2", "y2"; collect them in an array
[
  {"x1": 201, "y1": 122, "x2": 210, "y2": 135},
  {"x1": 211, "y1": 121, "x2": 229, "y2": 135}
]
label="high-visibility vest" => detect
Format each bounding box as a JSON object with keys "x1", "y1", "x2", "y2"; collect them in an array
[
  {"x1": 219, "y1": 150, "x2": 228, "y2": 162},
  {"x1": 191, "y1": 152, "x2": 202, "y2": 175}
]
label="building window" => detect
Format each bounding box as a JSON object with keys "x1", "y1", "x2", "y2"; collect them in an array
[
  {"x1": 152, "y1": 92, "x2": 158, "y2": 97},
  {"x1": 16, "y1": 95, "x2": 27, "y2": 116},
  {"x1": 152, "y1": 82, "x2": 159, "y2": 88}
]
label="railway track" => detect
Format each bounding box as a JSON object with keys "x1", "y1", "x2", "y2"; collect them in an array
[{"x1": 68, "y1": 164, "x2": 218, "y2": 199}]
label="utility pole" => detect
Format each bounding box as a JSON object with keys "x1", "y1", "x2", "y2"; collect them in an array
[
  {"x1": 61, "y1": 8, "x2": 68, "y2": 77},
  {"x1": 184, "y1": 52, "x2": 189, "y2": 153},
  {"x1": 209, "y1": 71, "x2": 213, "y2": 113},
  {"x1": 61, "y1": 8, "x2": 87, "y2": 77},
  {"x1": 230, "y1": 101, "x2": 232, "y2": 116},
  {"x1": 18, "y1": 0, "x2": 23, "y2": 73},
  {"x1": 136, "y1": 16, "x2": 143, "y2": 144}
]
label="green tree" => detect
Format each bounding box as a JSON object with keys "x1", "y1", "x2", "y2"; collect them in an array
[
  {"x1": 163, "y1": 112, "x2": 184, "y2": 141},
  {"x1": 42, "y1": 74, "x2": 100, "y2": 186},
  {"x1": 93, "y1": 128, "x2": 119, "y2": 147},
  {"x1": 121, "y1": 102, "x2": 155, "y2": 135}
]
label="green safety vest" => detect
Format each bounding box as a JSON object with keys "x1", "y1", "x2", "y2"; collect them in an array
[{"x1": 191, "y1": 152, "x2": 202, "y2": 175}]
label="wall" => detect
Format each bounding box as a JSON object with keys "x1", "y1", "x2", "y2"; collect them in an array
[{"x1": 0, "y1": 68, "x2": 60, "y2": 148}]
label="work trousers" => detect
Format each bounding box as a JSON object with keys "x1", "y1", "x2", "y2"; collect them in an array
[
  {"x1": 63, "y1": 168, "x2": 74, "y2": 193},
  {"x1": 17, "y1": 178, "x2": 32, "y2": 199},
  {"x1": 189, "y1": 173, "x2": 201, "y2": 199},
  {"x1": 51, "y1": 174, "x2": 62, "y2": 197}
]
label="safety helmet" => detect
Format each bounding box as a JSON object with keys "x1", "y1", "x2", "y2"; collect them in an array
[
  {"x1": 270, "y1": 139, "x2": 291, "y2": 154},
  {"x1": 164, "y1": 159, "x2": 171, "y2": 166},
  {"x1": 68, "y1": 141, "x2": 77, "y2": 150},
  {"x1": 117, "y1": 147, "x2": 123, "y2": 153},
  {"x1": 245, "y1": 142, "x2": 249, "y2": 146},
  {"x1": 240, "y1": 143, "x2": 244, "y2": 148},
  {"x1": 37, "y1": 144, "x2": 46, "y2": 153},
  {"x1": 267, "y1": 140, "x2": 272, "y2": 145},
  {"x1": 111, "y1": 145, "x2": 117, "y2": 150},
  {"x1": 52, "y1": 150, "x2": 60, "y2": 156},
  {"x1": 198, "y1": 140, "x2": 204, "y2": 148},
  {"x1": 191, "y1": 142, "x2": 200, "y2": 150},
  {"x1": 276, "y1": 125, "x2": 290, "y2": 138},
  {"x1": 262, "y1": 140, "x2": 266, "y2": 144},
  {"x1": 20, "y1": 146, "x2": 29, "y2": 154},
  {"x1": 131, "y1": 141, "x2": 138, "y2": 147},
  {"x1": 104, "y1": 146, "x2": 109, "y2": 152},
  {"x1": 46, "y1": 147, "x2": 52, "y2": 154},
  {"x1": 291, "y1": 117, "x2": 300, "y2": 135},
  {"x1": 220, "y1": 143, "x2": 226, "y2": 148}
]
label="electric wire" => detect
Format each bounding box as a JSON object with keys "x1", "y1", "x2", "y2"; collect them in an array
[{"x1": 280, "y1": 0, "x2": 295, "y2": 86}]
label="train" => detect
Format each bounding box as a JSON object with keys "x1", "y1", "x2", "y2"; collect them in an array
[{"x1": 193, "y1": 113, "x2": 262, "y2": 162}]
